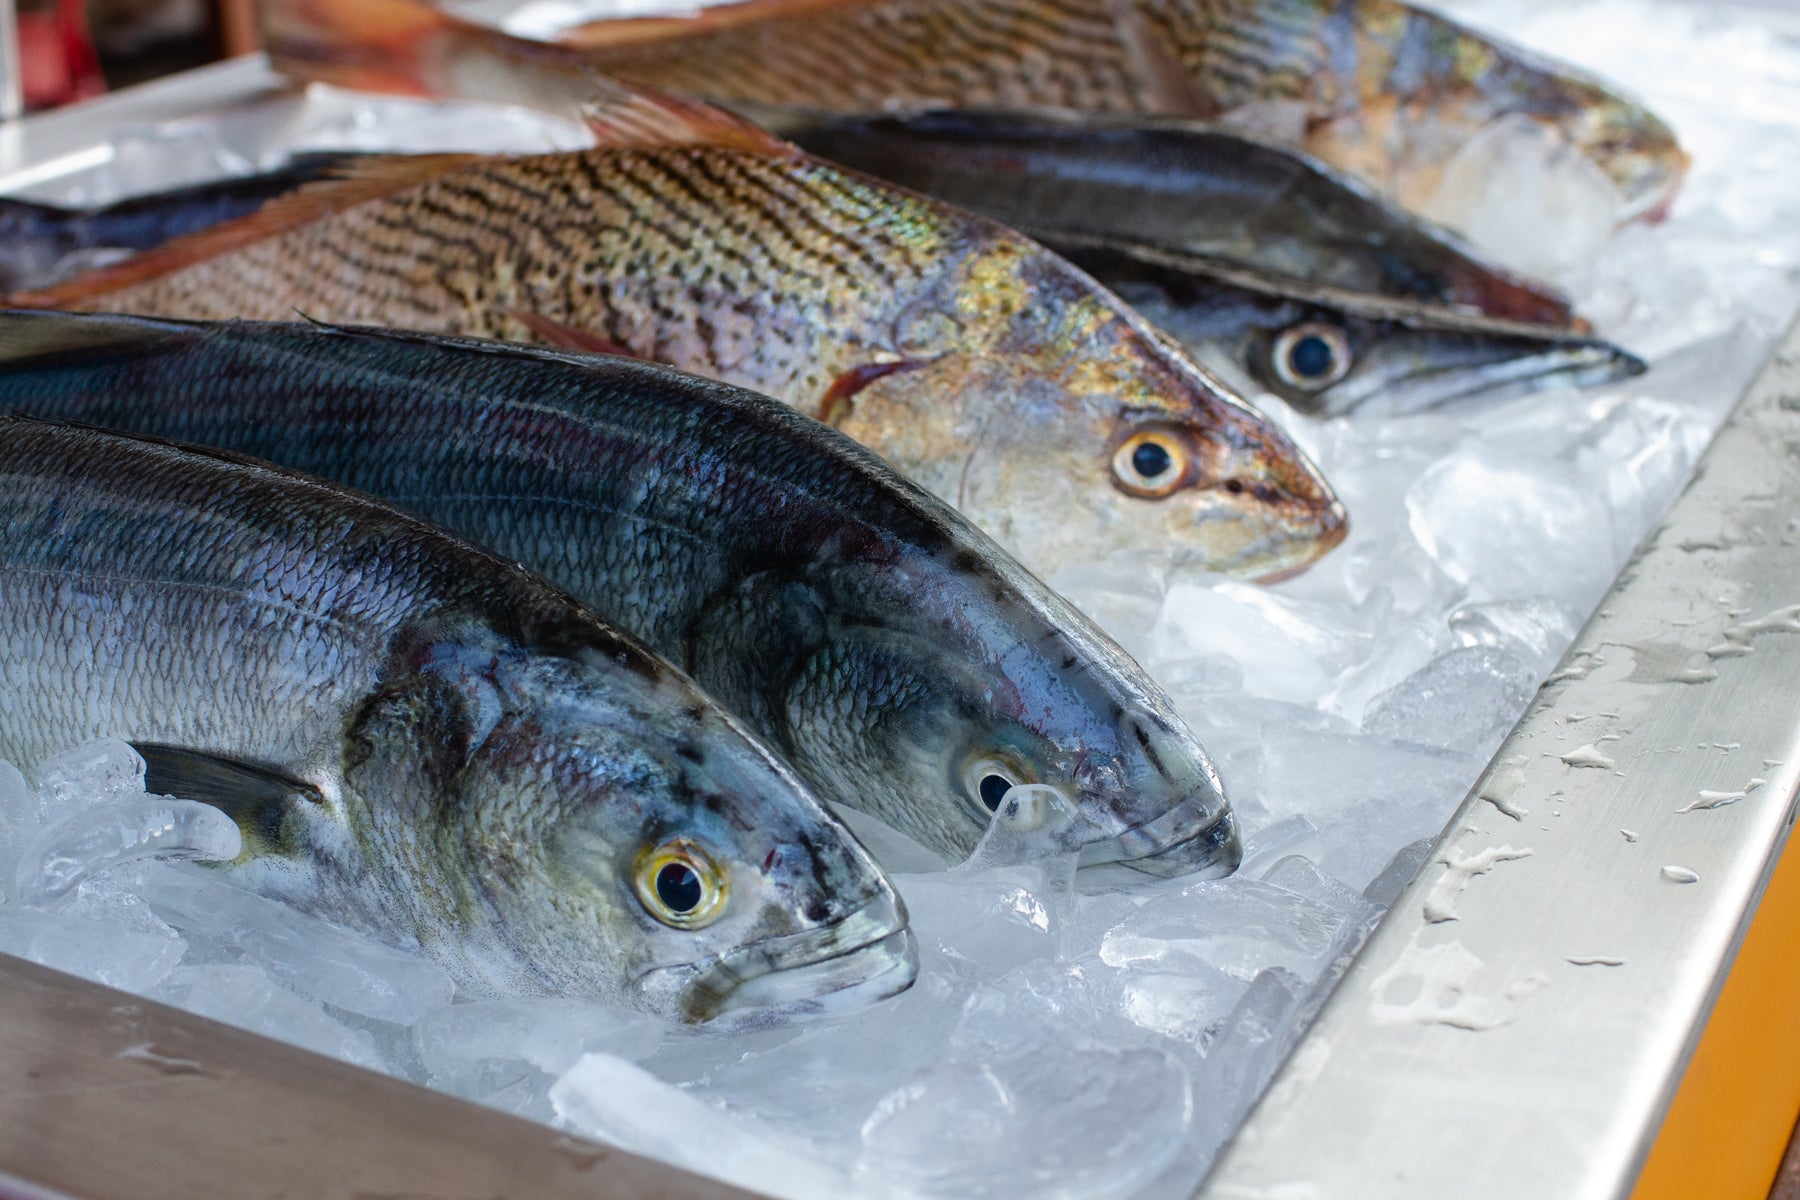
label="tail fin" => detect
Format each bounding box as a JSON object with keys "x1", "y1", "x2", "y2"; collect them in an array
[{"x1": 258, "y1": 0, "x2": 463, "y2": 96}]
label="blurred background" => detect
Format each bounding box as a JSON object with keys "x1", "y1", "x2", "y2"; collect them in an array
[{"x1": 15, "y1": 0, "x2": 253, "y2": 112}]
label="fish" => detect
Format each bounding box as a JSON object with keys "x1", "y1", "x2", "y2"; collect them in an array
[
  {"x1": 11, "y1": 85, "x2": 1345, "y2": 584},
  {"x1": 1054, "y1": 242, "x2": 1646, "y2": 418},
  {"x1": 0, "y1": 153, "x2": 362, "y2": 293},
  {"x1": 257, "y1": 0, "x2": 1687, "y2": 224},
  {"x1": 0, "y1": 309, "x2": 1242, "y2": 880},
  {"x1": 759, "y1": 106, "x2": 1575, "y2": 328},
  {"x1": 0, "y1": 410, "x2": 916, "y2": 1026}
]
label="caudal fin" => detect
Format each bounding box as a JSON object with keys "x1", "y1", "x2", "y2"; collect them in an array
[{"x1": 258, "y1": 0, "x2": 464, "y2": 96}]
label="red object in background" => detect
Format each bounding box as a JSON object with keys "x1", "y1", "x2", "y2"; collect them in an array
[{"x1": 20, "y1": 0, "x2": 107, "y2": 109}]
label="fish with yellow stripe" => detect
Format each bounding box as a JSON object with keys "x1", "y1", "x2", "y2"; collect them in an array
[
  {"x1": 12, "y1": 84, "x2": 1344, "y2": 582},
  {"x1": 259, "y1": 0, "x2": 1687, "y2": 223}
]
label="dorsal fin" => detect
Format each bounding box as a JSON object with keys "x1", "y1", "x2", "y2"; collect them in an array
[
  {"x1": 9, "y1": 153, "x2": 483, "y2": 307},
  {"x1": 558, "y1": 0, "x2": 859, "y2": 49},
  {"x1": 580, "y1": 76, "x2": 798, "y2": 157}
]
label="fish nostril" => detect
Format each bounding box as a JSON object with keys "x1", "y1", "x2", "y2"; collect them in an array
[{"x1": 1223, "y1": 478, "x2": 1246, "y2": 495}]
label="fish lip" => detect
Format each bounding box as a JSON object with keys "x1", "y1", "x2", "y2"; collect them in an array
[
  {"x1": 1075, "y1": 792, "x2": 1241, "y2": 880},
  {"x1": 1355, "y1": 342, "x2": 1647, "y2": 417},
  {"x1": 631, "y1": 891, "x2": 918, "y2": 1027}
]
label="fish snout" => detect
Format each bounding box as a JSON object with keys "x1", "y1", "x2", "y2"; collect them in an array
[
  {"x1": 1075, "y1": 708, "x2": 1241, "y2": 880},
  {"x1": 631, "y1": 888, "x2": 919, "y2": 1028}
]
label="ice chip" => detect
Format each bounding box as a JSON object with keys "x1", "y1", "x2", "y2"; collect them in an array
[
  {"x1": 0, "y1": 760, "x2": 37, "y2": 897},
  {"x1": 1361, "y1": 645, "x2": 1538, "y2": 753},
  {"x1": 15, "y1": 795, "x2": 241, "y2": 905},
  {"x1": 957, "y1": 783, "x2": 1081, "y2": 871},
  {"x1": 856, "y1": 1043, "x2": 1192, "y2": 1198},
  {"x1": 140, "y1": 866, "x2": 454, "y2": 1024},
  {"x1": 1260, "y1": 855, "x2": 1376, "y2": 927},
  {"x1": 155, "y1": 964, "x2": 386, "y2": 1071},
  {"x1": 1419, "y1": 113, "x2": 1625, "y2": 274},
  {"x1": 1406, "y1": 453, "x2": 1619, "y2": 608},
  {"x1": 0, "y1": 904, "x2": 184, "y2": 992},
  {"x1": 898, "y1": 856, "x2": 1076, "y2": 974},
  {"x1": 551, "y1": 1052, "x2": 848, "y2": 1196},
  {"x1": 32, "y1": 738, "x2": 148, "y2": 819},
  {"x1": 1100, "y1": 878, "x2": 1352, "y2": 983},
  {"x1": 1448, "y1": 598, "x2": 1584, "y2": 674},
  {"x1": 417, "y1": 997, "x2": 664, "y2": 1083},
  {"x1": 1363, "y1": 838, "x2": 1437, "y2": 909}
]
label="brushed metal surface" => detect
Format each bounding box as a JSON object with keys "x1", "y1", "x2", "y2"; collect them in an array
[
  {"x1": 0, "y1": 955, "x2": 761, "y2": 1200},
  {"x1": 1200, "y1": 319, "x2": 1800, "y2": 1199}
]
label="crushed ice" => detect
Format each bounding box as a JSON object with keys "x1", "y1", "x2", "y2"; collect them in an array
[{"x1": 4, "y1": 1, "x2": 1800, "y2": 1197}]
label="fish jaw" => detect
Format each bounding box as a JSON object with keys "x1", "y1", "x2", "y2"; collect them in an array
[
  {"x1": 631, "y1": 889, "x2": 919, "y2": 1029},
  {"x1": 1328, "y1": 330, "x2": 1647, "y2": 419},
  {"x1": 1072, "y1": 722, "x2": 1242, "y2": 881}
]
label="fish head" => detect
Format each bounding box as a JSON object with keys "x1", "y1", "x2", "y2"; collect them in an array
[
  {"x1": 351, "y1": 625, "x2": 916, "y2": 1026},
  {"x1": 1560, "y1": 89, "x2": 1689, "y2": 223},
  {"x1": 1194, "y1": 287, "x2": 1645, "y2": 419},
  {"x1": 780, "y1": 558, "x2": 1240, "y2": 879},
  {"x1": 843, "y1": 240, "x2": 1346, "y2": 580}
]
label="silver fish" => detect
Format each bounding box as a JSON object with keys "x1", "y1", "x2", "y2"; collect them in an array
[
  {"x1": 0, "y1": 311, "x2": 1241, "y2": 880},
  {"x1": 0, "y1": 412, "x2": 915, "y2": 1025},
  {"x1": 1058, "y1": 243, "x2": 1646, "y2": 418}
]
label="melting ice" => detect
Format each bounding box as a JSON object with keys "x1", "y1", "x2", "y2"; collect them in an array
[{"x1": 4, "y1": 1, "x2": 1800, "y2": 1197}]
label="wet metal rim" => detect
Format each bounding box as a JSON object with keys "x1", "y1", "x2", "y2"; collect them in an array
[{"x1": 1198, "y1": 318, "x2": 1800, "y2": 1199}]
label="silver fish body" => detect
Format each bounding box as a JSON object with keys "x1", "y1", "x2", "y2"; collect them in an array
[
  {"x1": 0, "y1": 312, "x2": 1241, "y2": 880},
  {"x1": 1056, "y1": 243, "x2": 1645, "y2": 418},
  {"x1": 0, "y1": 411, "x2": 914, "y2": 1024},
  {"x1": 765, "y1": 106, "x2": 1576, "y2": 327}
]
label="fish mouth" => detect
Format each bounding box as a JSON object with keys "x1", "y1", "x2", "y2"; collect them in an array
[
  {"x1": 1076, "y1": 792, "x2": 1242, "y2": 881},
  {"x1": 1373, "y1": 341, "x2": 1646, "y2": 418},
  {"x1": 630, "y1": 891, "x2": 919, "y2": 1029}
]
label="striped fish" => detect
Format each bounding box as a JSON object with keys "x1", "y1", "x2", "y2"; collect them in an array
[
  {"x1": 12, "y1": 86, "x2": 1344, "y2": 583},
  {"x1": 260, "y1": 0, "x2": 1687, "y2": 222}
]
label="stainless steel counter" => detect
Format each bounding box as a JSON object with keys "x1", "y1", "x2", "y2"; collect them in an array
[{"x1": 1199, "y1": 316, "x2": 1800, "y2": 1198}]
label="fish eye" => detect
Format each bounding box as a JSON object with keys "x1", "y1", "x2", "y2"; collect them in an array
[
  {"x1": 1270, "y1": 322, "x2": 1353, "y2": 392},
  {"x1": 633, "y1": 838, "x2": 728, "y2": 929},
  {"x1": 962, "y1": 755, "x2": 1029, "y2": 819},
  {"x1": 1110, "y1": 429, "x2": 1190, "y2": 498}
]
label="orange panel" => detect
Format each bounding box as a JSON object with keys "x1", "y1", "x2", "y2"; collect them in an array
[{"x1": 1633, "y1": 834, "x2": 1800, "y2": 1200}]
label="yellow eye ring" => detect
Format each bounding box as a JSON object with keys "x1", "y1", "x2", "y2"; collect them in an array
[
  {"x1": 633, "y1": 838, "x2": 728, "y2": 929},
  {"x1": 1269, "y1": 322, "x2": 1354, "y2": 393},
  {"x1": 1110, "y1": 429, "x2": 1190, "y2": 498}
]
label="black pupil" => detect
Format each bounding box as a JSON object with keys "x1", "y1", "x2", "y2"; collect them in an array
[
  {"x1": 979, "y1": 773, "x2": 1012, "y2": 813},
  {"x1": 1288, "y1": 334, "x2": 1336, "y2": 379},
  {"x1": 655, "y1": 862, "x2": 704, "y2": 913},
  {"x1": 1131, "y1": 441, "x2": 1172, "y2": 480}
]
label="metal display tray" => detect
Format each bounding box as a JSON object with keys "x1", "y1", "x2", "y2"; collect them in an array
[{"x1": 1, "y1": 54, "x2": 1797, "y2": 1200}]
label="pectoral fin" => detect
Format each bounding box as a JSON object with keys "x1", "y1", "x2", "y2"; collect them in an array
[{"x1": 133, "y1": 743, "x2": 322, "y2": 857}]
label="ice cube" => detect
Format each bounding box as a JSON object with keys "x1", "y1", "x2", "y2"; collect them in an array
[
  {"x1": 1363, "y1": 838, "x2": 1437, "y2": 909},
  {"x1": 1260, "y1": 855, "x2": 1376, "y2": 925},
  {"x1": 551, "y1": 1052, "x2": 849, "y2": 1198},
  {"x1": 32, "y1": 738, "x2": 148, "y2": 820},
  {"x1": 899, "y1": 856, "x2": 1076, "y2": 975},
  {"x1": 855, "y1": 1042, "x2": 1193, "y2": 1199},
  {"x1": 1448, "y1": 598, "x2": 1584, "y2": 674},
  {"x1": 1406, "y1": 452, "x2": 1619, "y2": 609},
  {"x1": 0, "y1": 904, "x2": 184, "y2": 992},
  {"x1": 1100, "y1": 878, "x2": 1353, "y2": 984},
  {"x1": 1189, "y1": 967, "x2": 1309, "y2": 1151},
  {"x1": 15, "y1": 795, "x2": 241, "y2": 905},
  {"x1": 142, "y1": 866, "x2": 454, "y2": 1024},
  {"x1": 1418, "y1": 113, "x2": 1625, "y2": 275},
  {"x1": 0, "y1": 760, "x2": 38, "y2": 898},
  {"x1": 155, "y1": 964, "x2": 387, "y2": 1072},
  {"x1": 1361, "y1": 645, "x2": 1537, "y2": 753}
]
